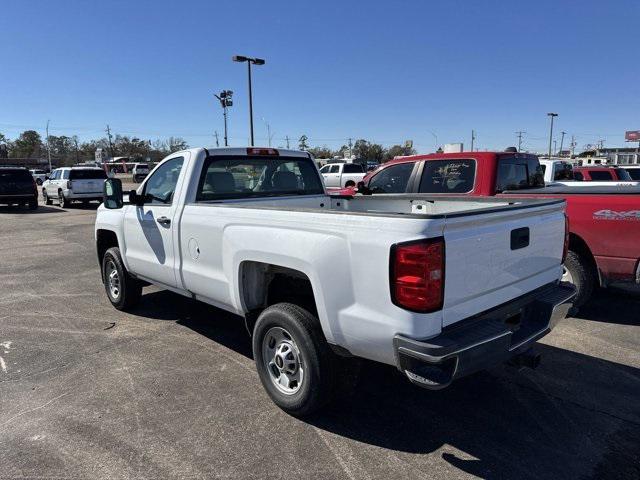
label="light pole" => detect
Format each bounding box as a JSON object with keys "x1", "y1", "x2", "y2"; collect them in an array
[
  {"x1": 547, "y1": 113, "x2": 558, "y2": 159},
  {"x1": 428, "y1": 131, "x2": 438, "y2": 151},
  {"x1": 232, "y1": 55, "x2": 265, "y2": 146},
  {"x1": 214, "y1": 90, "x2": 233, "y2": 146}
]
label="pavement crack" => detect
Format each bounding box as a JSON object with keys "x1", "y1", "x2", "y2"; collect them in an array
[{"x1": 0, "y1": 392, "x2": 71, "y2": 427}]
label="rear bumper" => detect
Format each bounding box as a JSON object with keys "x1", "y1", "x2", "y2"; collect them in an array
[
  {"x1": 65, "y1": 191, "x2": 103, "y2": 200},
  {"x1": 0, "y1": 193, "x2": 37, "y2": 204},
  {"x1": 393, "y1": 282, "x2": 576, "y2": 389}
]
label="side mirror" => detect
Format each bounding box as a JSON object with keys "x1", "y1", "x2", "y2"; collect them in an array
[
  {"x1": 357, "y1": 181, "x2": 372, "y2": 195},
  {"x1": 103, "y1": 178, "x2": 124, "y2": 209},
  {"x1": 128, "y1": 190, "x2": 144, "y2": 206}
]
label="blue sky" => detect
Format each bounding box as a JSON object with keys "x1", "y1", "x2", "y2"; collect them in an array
[{"x1": 1, "y1": 0, "x2": 639, "y2": 153}]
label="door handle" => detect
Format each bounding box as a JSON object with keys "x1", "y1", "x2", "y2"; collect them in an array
[{"x1": 157, "y1": 216, "x2": 171, "y2": 226}]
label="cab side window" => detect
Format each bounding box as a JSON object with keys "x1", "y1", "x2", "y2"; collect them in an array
[
  {"x1": 142, "y1": 157, "x2": 184, "y2": 205},
  {"x1": 329, "y1": 165, "x2": 340, "y2": 173},
  {"x1": 62, "y1": 170, "x2": 70, "y2": 180},
  {"x1": 368, "y1": 163, "x2": 414, "y2": 193}
]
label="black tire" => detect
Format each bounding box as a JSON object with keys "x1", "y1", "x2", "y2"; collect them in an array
[
  {"x1": 253, "y1": 303, "x2": 344, "y2": 417},
  {"x1": 344, "y1": 180, "x2": 356, "y2": 188},
  {"x1": 564, "y1": 250, "x2": 596, "y2": 308},
  {"x1": 102, "y1": 247, "x2": 142, "y2": 311},
  {"x1": 28, "y1": 199, "x2": 38, "y2": 210},
  {"x1": 58, "y1": 190, "x2": 69, "y2": 208},
  {"x1": 43, "y1": 189, "x2": 52, "y2": 205}
]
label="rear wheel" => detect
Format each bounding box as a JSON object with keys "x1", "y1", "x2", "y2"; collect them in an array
[
  {"x1": 43, "y1": 189, "x2": 52, "y2": 205},
  {"x1": 563, "y1": 250, "x2": 596, "y2": 308},
  {"x1": 58, "y1": 190, "x2": 69, "y2": 208},
  {"x1": 102, "y1": 247, "x2": 142, "y2": 311},
  {"x1": 253, "y1": 303, "x2": 356, "y2": 417}
]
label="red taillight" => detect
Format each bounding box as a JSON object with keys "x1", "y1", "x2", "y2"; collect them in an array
[
  {"x1": 247, "y1": 147, "x2": 279, "y2": 156},
  {"x1": 391, "y1": 238, "x2": 444, "y2": 313},
  {"x1": 562, "y1": 214, "x2": 569, "y2": 263}
]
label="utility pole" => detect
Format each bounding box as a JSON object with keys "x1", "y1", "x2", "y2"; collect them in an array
[
  {"x1": 515, "y1": 131, "x2": 525, "y2": 152},
  {"x1": 214, "y1": 131, "x2": 219, "y2": 147},
  {"x1": 105, "y1": 124, "x2": 115, "y2": 159},
  {"x1": 470, "y1": 130, "x2": 476, "y2": 151},
  {"x1": 285, "y1": 135, "x2": 290, "y2": 149},
  {"x1": 559, "y1": 131, "x2": 566, "y2": 156},
  {"x1": 262, "y1": 118, "x2": 274, "y2": 147},
  {"x1": 73, "y1": 136, "x2": 79, "y2": 163},
  {"x1": 46, "y1": 120, "x2": 52, "y2": 172},
  {"x1": 214, "y1": 90, "x2": 233, "y2": 146},
  {"x1": 547, "y1": 113, "x2": 558, "y2": 159},
  {"x1": 570, "y1": 135, "x2": 576, "y2": 157},
  {"x1": 232, "y1": 56, "x2": 265, "y2": 146}
]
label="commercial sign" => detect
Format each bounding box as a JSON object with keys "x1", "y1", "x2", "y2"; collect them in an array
[{"x1": 625, "y1": 130, "x2": 640, "y2": 141}]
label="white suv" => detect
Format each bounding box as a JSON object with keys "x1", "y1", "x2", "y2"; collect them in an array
[{"x1": 42, "y1": 167, "x2": 107, "y2": 207}]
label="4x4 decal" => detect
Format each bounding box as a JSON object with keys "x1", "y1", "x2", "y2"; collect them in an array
[{"x1": 593, "y1": 209, "x2": 640, "y2": 221}]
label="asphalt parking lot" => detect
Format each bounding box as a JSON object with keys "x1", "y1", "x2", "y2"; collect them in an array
[{"x1": 0, "y1": 199, "x2": 639, "y2": 480}]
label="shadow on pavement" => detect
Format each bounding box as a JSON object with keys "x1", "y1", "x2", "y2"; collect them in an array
[
  {"x1": 0, "y1": 205, "x2": 66, "y2": 214},
  {"x1": 131, "y1": 288, "x2": 640, "y2": 479},
  {"x1": 573, "y1": 288, "x2": 640, "y2": 325}
]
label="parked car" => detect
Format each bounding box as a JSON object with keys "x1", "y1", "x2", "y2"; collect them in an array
[
  {"x1": 319, "y1": 162, "x2": 366, "y2": 188},
  {"x1": 96, "y1": 146, "x2": 574, "y2": 416},
  {"x1": 131, "y1": 163, "x2": 150, "y2": 183},
  {"x1": 538, "y1": 159, "x2": 574, "y2": 182},
  {"x1": 572, "y1": 166, "x2": 632, "y2": 181},
  {"x1": 0, "y1": 167, "x2": 38, "y2": 209},
  {"x1": 29, "y1": 169, "x2": 48, "y2": 185},
  {"x1": 42, "y1": 167, "x2": 107, "y2": 207},
  {"x1": 620, "y1": 165, "x2": 640, "y2": 180},
  {"x1": 342, "y1": 151, "x2": 640, "y2": 307}
]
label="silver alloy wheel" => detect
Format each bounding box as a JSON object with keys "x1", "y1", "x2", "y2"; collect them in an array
[
  {"x1": 562, "y1": 266, "x2": 574, "y2": 284},
  {"x1": 105, "y1": 260, "x2": 121, "y2": 299},
  {"x1": 262, "y1": 326, "x2": 304, "y2": 395}
]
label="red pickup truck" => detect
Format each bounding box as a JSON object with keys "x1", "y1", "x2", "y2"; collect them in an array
[
  {"x1": 342, "y1": 151, "x2": 640, "y2": 307},
  {"x1": 573, "y1": 166, "x2": 633, "y2": 182}
]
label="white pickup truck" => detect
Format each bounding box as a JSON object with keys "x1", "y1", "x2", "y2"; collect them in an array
[
  {"x1": 319, "y1": 162, "x2": 366, "y2": 188},
  {"x1": 95, "y1": 147, "x2": 575, "y2": 416}
]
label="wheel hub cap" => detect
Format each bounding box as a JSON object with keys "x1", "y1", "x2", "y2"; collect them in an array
[
  {"x1": 106, "y1": 261, "x2": 120, "y2": 299},
  {"x1": 262, "y1": 327, "x2": 303, "y2": 395}
]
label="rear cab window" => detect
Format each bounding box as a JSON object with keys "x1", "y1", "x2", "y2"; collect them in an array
[
  {"x1": 343, "y1": 164, "x2": 363, "y2": 173},
  {"x1": 0, "y1": 169, "x2": 32, "y2": 182},
  {"x1": 419, "y1": 159, "x2": 475, "y2": 193},
  {"x1": 588, "y1": 170, "x2": 613, "y2": 181},
  {"x1": 368, "y1": 162, "x2": 414, "y2": 193},
  {"x1": 70, "y1": 169, "x2": 107, "y2": 180},
  {"x1": 196, "y1": 155, "x2": 324, "y2": 201},
  {"x1": 495, "y1": 155, "x2": 544, "y2": 192}
]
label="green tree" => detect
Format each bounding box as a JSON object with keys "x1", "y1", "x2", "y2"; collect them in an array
[
  {"x1": 167, "y1": 137, "x2": 189, "y2": 153},
  {"x1": 352, "y1": 139, "x2": 384, "y2": 162},
  {"x1": 11, "y1": 130, "x2": 44, "y2": 158},
  {"x1": 307, "y1": 146, "x2": 334, "y2": 159},
  {"x1": 383, "y1": 144, "x2": 416, "y2": 162},
  {"x1": 298, "y1": 134, "x2": 309, "y2": 151}
]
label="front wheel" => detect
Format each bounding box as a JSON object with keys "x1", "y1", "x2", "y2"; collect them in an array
[
  {"x1": 563, "y1": 250, "x2": 596, "y2": 308},
  {"x1": 102, "y1": 247, "x2": 142, "y2": 311},
  {"x1": 253, "y1": 303, "x2": 347, "y2": 417}
]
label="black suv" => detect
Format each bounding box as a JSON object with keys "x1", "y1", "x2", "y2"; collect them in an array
[{"x1": 0, "y1": 167, "x2": 38, "y2": 210}]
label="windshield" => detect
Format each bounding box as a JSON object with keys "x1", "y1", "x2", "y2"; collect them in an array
[
  {"x1": 196, "y1": 156, "x2": 324, "y2": 201},
  {"x1": 496, "y1": 156, "x2": 544, "y2": 192},
  {"x1": 614, "y1": 168, "x2": 632, "y2": 180},
  {"x1": 70, "y1": 169, "x2": 107, "y2": 180},
  {"x1": 625, "y1": 168, "x2": 640, "y2": 180}
]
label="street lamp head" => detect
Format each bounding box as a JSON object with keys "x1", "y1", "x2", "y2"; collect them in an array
[
  {"x1": 547, "y1": 112, "x2": 558, "y2": 117},
  {"x1": 232, "y1": 55, "x2": 248, "y2": 62},
  {"x1": 252, "y1": 58, "x2": 265, "y2": 65}
]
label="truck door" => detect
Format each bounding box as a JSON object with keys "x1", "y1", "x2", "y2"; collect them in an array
[
  {"x1": 123, "y1": 154, "x2": 188, "y2": 287},
  {"x1": 324, "y1": 164, "x2": 341, "y2": 187}
]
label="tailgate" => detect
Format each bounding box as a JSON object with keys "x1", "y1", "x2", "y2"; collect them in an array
[
  {"x1": 71, "y1": 179, "x2": 103, "y2": 193},
  {"x1": 442, "y1": 201, "x2": 565, "y2": 327}
]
